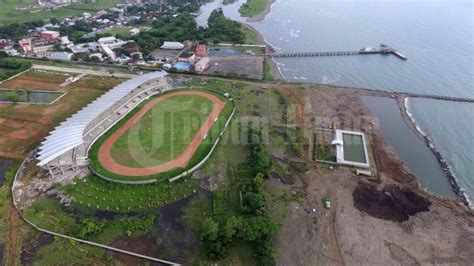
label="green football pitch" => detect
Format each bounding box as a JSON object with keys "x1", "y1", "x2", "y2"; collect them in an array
[{"x1": 110, "y1": 94, "x2": 214, "y2": 168}]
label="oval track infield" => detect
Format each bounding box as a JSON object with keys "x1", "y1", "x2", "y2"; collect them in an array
[{"x1": 97, "y1": 90, "x2": 226, "y2": 177}]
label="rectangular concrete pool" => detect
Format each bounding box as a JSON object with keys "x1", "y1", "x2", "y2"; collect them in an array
[
  {"x1": 333, "y1": 130, "x2": 370, "y2": 168},
  {"x1": 342, "y1": 133, "x2": 367, "y2": 164}
]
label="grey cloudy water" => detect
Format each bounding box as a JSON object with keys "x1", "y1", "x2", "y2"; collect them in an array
[
  {"x1": 197, "y1": 0, "x2": 474, "y2": 203},
  {"x1": 196, "y1": 0, "x2": 246, "y2": 27},
  {"x1": 407, "y1": 98, "x2": 474, "y2": 204},
  {"x1": 250, "y1": 0, "x2": 473, "y2": 98},
  {"x1": 363, "y1": 96, "x2": 455, "y2": 197}
]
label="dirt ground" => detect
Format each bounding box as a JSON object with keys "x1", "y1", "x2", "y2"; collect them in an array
[
  {"x1": 206, "y1": 56, "x2": 264, "y2": 80},
  {"x1": 268, "y1": 85, "x2": 474, "y2": 265},
  {"x1": 0, "y1": 71, "x2": 124, "y2": 158}
]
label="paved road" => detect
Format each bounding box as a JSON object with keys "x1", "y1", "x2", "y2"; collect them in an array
[{"x1": 32, "y1": 64, "x2": 137, "y2": 78}]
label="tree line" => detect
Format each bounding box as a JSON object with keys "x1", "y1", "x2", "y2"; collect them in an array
[{"x1": 198, "y1": 127, "x2": 277, "y2": 265}]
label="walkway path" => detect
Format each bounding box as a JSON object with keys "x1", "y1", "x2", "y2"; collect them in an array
[{"x1": 32, "y1": 65, "x2": 137, "y2": 78}]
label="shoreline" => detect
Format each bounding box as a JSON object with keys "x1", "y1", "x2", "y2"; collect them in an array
[
  {"x1": 245, "y1": 0, "x2": 277, "y2": 22},
  {"x1": 240, "y1": 21, "x2": 285, "y2": 81},
  {"x1": 399, "y1": 97, "x2": 471, "y2": 208}
]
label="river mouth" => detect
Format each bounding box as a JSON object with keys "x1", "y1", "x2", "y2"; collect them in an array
[{"x1": 362, "y1": 96, "x2": 455, "y2": 198}]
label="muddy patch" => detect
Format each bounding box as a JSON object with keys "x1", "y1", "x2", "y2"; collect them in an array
[
  {"x1": 0, "y1": 158, "x2": 12, "y2": 186},
  {"x1": 20, "y1": 232, "x2": 54, "y2": 264},
  {"x1": 110, "y1": 196, "x2": 199, "y2": 265},
  {"x1": 109, "y1": 234, "x2": 160, "y2": 266},
  {"x1": 353, "y1": 184, "x2": 431, "y2": 222},
  {"x1": 0, "y1": 244, "x2": 4, "y2": 265},
  {"x1": 152, "y1": 196, "x2": 198, "y2": 263}
]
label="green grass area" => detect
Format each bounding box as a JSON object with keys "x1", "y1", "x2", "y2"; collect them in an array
[
  {"x1": 0, "y1": 160, "x2": 20, "y2": 247},
  {"x1": 88, "y1": 88, "x2": 235, "y2": 182},
  {"x1": 25, "y1": 70, "x2": 69, "y2": 82},
  {"x1": 0, "y1": 0, "x2": 125, "y2": 26},
  {"x1": 9, "y1": 57, "x2": 136, "y2": 75},
  {"x1": 313, "y1": 132, "x2": 337, "y2": 162},
  {"x1": 239, "y1": 0, "x2": 271, "y2": 18},
  {"x1": 111, "y1": 94, "x2": 214, "y2": 168},
  {"x1": 60, "y1": 174, "x2": 199, "y2": 213},
  {"x1": 23, "y1": 197, "x2": 77, "y2": 234},
  {"x1": 263, "y1": 59, "x2": 274, "y2": 82},
  {"x1": 103, "y1": 26, "x2": 132, "y2": 37},
  {"x1": 241, "y1": 25, "x2": 261, "y2": 45},
  {"x1": 31, "y1": 237, "x2": 113, "y2": 265}
]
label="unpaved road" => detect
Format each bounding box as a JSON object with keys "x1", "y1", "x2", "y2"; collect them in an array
[{"x1": 32, "y1": 65, "x2": 137, "y2": 78}]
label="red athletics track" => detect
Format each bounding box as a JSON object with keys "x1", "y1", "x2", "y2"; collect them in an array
[{"x1": 97, "y1": 90, "x2": 226, "y2": 177}]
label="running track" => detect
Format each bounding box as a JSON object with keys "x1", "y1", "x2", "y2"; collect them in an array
[{"x1": 97, "y1": 90, "x2": 226, "y2": 176}]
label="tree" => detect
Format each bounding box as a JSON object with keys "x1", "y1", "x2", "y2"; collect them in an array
[
  {"x1": 75, "y1": 219, "x2": 106, "y2": 238},
  {"x1": 255, "y1": 239, "x2": 277, "y2": 266},
  {"x1": 222, "y1": 216, "x2": 242, "y2": 241},
  {"x1": 199, "y1": 217, "x2": 219, "y2": 241},
  {"x1": 240, "y1": 216, "x2": 277, "y2": 242},
  {"x1": 50, "y1": 17, "x2": 59, "y2": 25},
  {"x1": 242, "y1": 191, "x2": 265, "y2": 214}
]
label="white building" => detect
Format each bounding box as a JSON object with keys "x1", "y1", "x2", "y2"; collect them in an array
[
  {"x1": 5, "y1": 49, "x2": 19, "y2": 56},
  {"x1": 160, "y1": 41, "x2": 185, "y2": 50},
  {"x1": 129, "y1": 28, "x2": 140, "y2": 36},
  {"x1": 195, "y1": 57, "x2": 210, "y2": 72},
  {"x1": 89, "y1": 53, "x2": 103, "y2": 61},
  {"x1": 36, "y1": 51, "x2": 73, "y2": 61},
  {"x1": 60, "y1": 36, "x2": 72, "y2": 47},
  {"x1": 98, "y1": 36, "x2": 117, "y2": 45},
  {"x1": 33, "y1": 44, "x2": 54, "y2": 53},
  {"x1": 100, "y1": 44, "x2": 116, "y2": 60},
  {"x1": 98, "y1": 36, "x2": 128, "y2": 49}
]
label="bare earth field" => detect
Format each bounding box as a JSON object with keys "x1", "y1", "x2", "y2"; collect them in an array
[
  {"x1": 267, "y1": 84, "x2": 473, "y2": 265},
  {"x1": 206, "y1": 56, "x2": 264, "y2": 80},
  {"x1": 0, "y1": 70, "x2": 125, "y2": 158}
]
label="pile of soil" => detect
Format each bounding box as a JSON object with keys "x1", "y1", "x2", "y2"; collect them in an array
[{"x1": 353, "y1": 184, "x2": 431, "y2": 222}]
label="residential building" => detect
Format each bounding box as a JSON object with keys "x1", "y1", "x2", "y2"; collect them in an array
[
  {"x1": 160, "y1": 41, "x2": 184, "y2": 50},
  {"x1": 40, "y1": 31, "x2": 60, "y2": 41},
  {"x1": 19, "y1": 39, "x2": 33, "y2": 52},
  {"x1": 89, "y1": 53, "x2": 103, "y2": 61},
  {"x1": 0, "y1": 39, "x2": 13, "y2": 50},
  {"x1": 98, "y1": 36, "x2": 118, "y2": 45},
  {"x1": 33, "y1": 45, "x2": 54, "y2": 53},
  {"x1": 195, "y1": 57, "x2": 210, "y2": 72},
  {"x1": 100, "y1": 44, "x2": 116, "y2": 60},
  {"x1": 173, "y1": 62, "x2": 192, "y2": 72},
  {"x1": 195, "y1": 44, "x2": 208, "y2": 57},
  {"x1": 129, "y1": 28, "x2": 140, "y2": 36},
  {"x1": 36, "y1": 51, "x2": 73, "y2": 61},
  {"x1": 177, "y1": 52, "x2": 195, "y2": 63}
]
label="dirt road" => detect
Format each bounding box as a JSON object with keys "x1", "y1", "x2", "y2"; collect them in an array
[{"x1": 32, "y1": 65, "x2": 136, "y2": 78}]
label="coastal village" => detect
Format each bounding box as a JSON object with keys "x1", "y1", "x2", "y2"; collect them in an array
[{"x1": 0, "y1": 0, "x2": 267, "y2": 80}]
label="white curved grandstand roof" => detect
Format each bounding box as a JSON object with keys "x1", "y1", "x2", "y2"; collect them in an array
[{"x1": 36, "y1": 71, "x2": 167, "y2": 166}]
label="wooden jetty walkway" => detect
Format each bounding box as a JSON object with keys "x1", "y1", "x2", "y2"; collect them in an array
[{"x1": 266, "y1": 44, "x2": 408, "y2": 60}]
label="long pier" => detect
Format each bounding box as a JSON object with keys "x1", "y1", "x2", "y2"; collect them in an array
[{"x1": 267, "y1": 44, "x2": 408, "y2": 60}]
